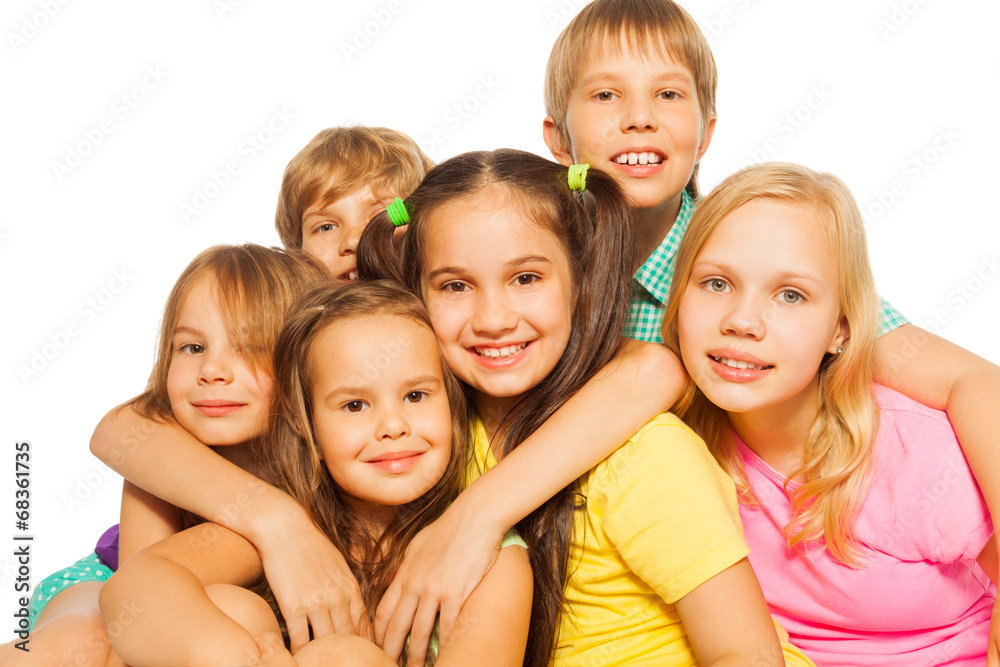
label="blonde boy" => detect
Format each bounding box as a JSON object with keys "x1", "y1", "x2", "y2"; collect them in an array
[
  {"x1": 275, "y1": 125, "x2": 433, "y2": 280},
  {"x1": 542, "y1": 0, "x2": 1000, "y2": 656}
]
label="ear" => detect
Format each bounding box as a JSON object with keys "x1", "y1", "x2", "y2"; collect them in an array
[
  {"x1": 828, "y1": 315, "x2": 850, "y2": 355},
  {"x1": 543, "y1": 116, "x2": 575, "y2": 167},
  {"x1": 695, "y1": 114, "x2": 717, "y2": 164}
]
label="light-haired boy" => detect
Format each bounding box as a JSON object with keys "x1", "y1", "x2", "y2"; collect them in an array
[
  {"x1": 275, "y1": 125, "x2": 433, "y2": 280},
  {"x1": 541, "y1": 0, "x2": 1000, "y2": 657}
]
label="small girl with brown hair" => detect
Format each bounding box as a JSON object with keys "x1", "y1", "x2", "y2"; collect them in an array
[
  {"x1": 662, "y1": 162, "x2": 995, "y2": 665},
  {"x1": 0, "y1": 244, "x2": 326, "y2": 666},
  {"x1": 99, "y1": 280, "x2": 532, "y2": 666}
]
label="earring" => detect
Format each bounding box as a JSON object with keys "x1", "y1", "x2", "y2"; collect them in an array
[{"x1": 836, "y1": 345, "x2": 844, "y2": 354}]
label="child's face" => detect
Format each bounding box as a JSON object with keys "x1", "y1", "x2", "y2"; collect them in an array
[
  {"x1": 677, "y1": 200, "x2": 848, "y2": 419},
  {"x1": 309, "y1": 315, "x2": 452, "y2": 512},
  {"x1": 420, "y1": 194, "x2": 574, "y2": 414},
  {"x1": 545, "y1": 40, "x2": 714, "y2": 213},
  {"x1": 167, "y1": 279, "x2": 272, "y2": 446},
  {"x1": 301, "y1": 182, "x2": 392, "y2": 281}
]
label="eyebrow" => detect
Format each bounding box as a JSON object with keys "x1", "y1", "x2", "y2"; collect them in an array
[
  {"x1": 322, "y1": 374, "x2": 443, "y2": 403},
  {"x1": 172, "y1": 326, "x2": 204, "y2": 338},
  {"x1": 577, "y1": 69, "x2": 694, "y2": 89},
  {"x1": 693, "y1": 259, "x2": 824, "y2": 286},
  {"x1": 427, "y1": 254, "x2": 552, "y2": 280}
]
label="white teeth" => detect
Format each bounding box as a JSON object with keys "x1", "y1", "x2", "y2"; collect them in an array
[
  {"x1": 716, "y1": 357, "x2": 765, "y2": 370},
  {"x1": 615, "y1": 151, "x2": 663, "y2": 165},
  {"x1": 476, "y1": 344, "x2": 526, "y2": 358}
]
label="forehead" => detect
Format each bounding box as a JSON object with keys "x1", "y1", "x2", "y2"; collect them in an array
[
  {"x1": 576, "y1": 28, "x2": 695, "y2": 83},
  {"x1": 703, "y1": 199, "x2": 836, "y2": 277},
  {"x1": 310, "y1": 315, "x2": 441, "y2": 383}
]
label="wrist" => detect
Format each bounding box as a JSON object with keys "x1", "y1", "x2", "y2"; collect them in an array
[
  {"x1": 237, "y1": 488, "x2": 309, "y2": 548},
  {"x1": 452, "y1": 480, "x2": 513, "y2": 540}
]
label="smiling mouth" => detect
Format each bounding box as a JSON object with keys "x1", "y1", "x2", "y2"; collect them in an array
[
  {"x1": 473, "y1": 343, "x2": 528, "y2": 358},
  {"x1": 710, "y1": 355, "x2": 773, "y2": 371},
  {"x1": 193, "y1": 401, "x2": 246, "y2": 416},
  {"x1": 612, "y1": 151, "x2": 664, "y2": 166}
]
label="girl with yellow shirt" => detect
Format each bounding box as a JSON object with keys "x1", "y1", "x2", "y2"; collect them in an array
[{"x1": 361, "y1": 149, "x2": 813, "y2": 666}]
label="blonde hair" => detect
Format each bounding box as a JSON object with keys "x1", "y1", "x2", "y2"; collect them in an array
[
  {"x1": 131, "y1": 244, "x2": 329, "y2": 425},
  {"x1": 544, "y1": 0, "x2": 717, "y2": 198},
  {"x1": 275, "y1": 126, "x2": 434, "y2": 249},
  {"x1": 662, "y1": 162, "x2": 881, "y2": 566}
]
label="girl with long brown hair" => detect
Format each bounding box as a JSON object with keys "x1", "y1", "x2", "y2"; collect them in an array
[
  {"x1": 99, "y1": 280, "x2": 532, "y2": 666},
  {"x1": 360, "y1": 149, "x2": 810, "y2": 666}
]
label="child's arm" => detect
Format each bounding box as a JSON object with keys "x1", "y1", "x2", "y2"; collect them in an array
[
  {"x1": 874, "y1": 323, "x2": 1000, "y2": 665},
  {"x1": 677, "y1": 559, "x2": 786, "y2": 667},
  {"x1": 375, "y1": 339, "x2": 685, "y2": 658},
  {"x1": 90, "y1": 405, "x2": 370, "y2": 652},
  {"x1": 99, "y1": 522, "x2": 292, "y2": 667},
  {"x1": 119, "y1": 480, "x2": 182, "y2": 563}
]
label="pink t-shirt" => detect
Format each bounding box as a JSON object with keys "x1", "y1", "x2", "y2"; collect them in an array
[{"x1": 738, "y1": 385, "x2": 995, "y2": 666}]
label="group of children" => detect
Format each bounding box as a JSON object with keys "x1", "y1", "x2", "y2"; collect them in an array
[{"x1": 6, "y1": 0, "x2": 999, "y2": 665}]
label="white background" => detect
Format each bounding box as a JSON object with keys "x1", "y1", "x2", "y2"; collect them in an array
[{"x1": 2, "y1": 0, "x2": 998, "y2": 634}]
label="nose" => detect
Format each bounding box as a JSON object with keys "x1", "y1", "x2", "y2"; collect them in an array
[
  {"x1": 721, "y1": 294, "x2": 766, "y2": 339},
  {"x1": 340, "y1": 219, "x2": 362, "y2": 255},
  {"x1": 377, "y1": 402, "x2": 410, "y2": 441},
  {"x1": 198, "y1": 348, "x2": 235, "y2": 384},
  {"x1": 621, "y1": 95, "x2": 658, "y2": 133},
  {"x1": 470, "y1": 288, "x2": 518, "y2": 336}
]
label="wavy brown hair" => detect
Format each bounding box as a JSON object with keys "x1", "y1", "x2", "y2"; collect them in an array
[
  {"x1": 662, "y1": 162, "x2": 881, "y2": 566},
  {"x1": 253, "y1": 280, "x2": 468, "y2": 663},
  {"x1": 358, "y1": 149, "x2": 638, "y2": 665}
]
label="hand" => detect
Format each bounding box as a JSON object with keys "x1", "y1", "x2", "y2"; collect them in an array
[
  {"x1": 254, "y1": 632, "x2": 299, "y2": 667},
  {"x1": 374, "y1": 499, "x2": 503, "y2": 667},
  {"x1": 257, "y1": 513, "x2": 373, "y2": 653}
]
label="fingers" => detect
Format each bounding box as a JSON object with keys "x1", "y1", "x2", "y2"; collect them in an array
[
  {"x1": 436, "y1": 596, "x2": 463, "y2": 648},
  {"x1": 404, "y1": 598, "x2": 441, "y2": 667},
  {"x1": 373, "y1": 581, "x2": 401, "y2": 646},
  {"x1": 378, "y1": 593, "x2": 419, "y2": 661},
  {"x1": 353, "y1": 599, "x2": 375, "y2": 641},
  {"x1": 284, "y1": 610, "x2": 310, "y2": 655}
]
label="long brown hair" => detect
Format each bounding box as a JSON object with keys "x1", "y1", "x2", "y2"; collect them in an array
[
  {"x1": 358, "y1": 149, "x2": 638, "y2": 665},
  {"x1": 662, "y1": 162, "x2": 881, "y2": 566},
  {"x1": 256, "y1": 280, "x2": 468, "y2": 661}
]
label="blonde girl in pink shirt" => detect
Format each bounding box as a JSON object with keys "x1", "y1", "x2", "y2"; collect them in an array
[{"x1": 662, "y1": 162, "x2": 996, "y2": 666}]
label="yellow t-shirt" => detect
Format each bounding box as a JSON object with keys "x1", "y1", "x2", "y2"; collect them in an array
[{"x1": 467, "y1": 413, "x2": 815, "y2": 667}]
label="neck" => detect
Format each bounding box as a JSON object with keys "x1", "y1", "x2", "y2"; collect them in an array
[
  {"x1": 727, "y1": 379, "x2": 822, "y2": 480},
  {"x1": 344, "y1": 496, "x2": 395, "y2": 538},
  {"x1": 215, "y1": 442, "x2": 254, "y2": 472},
  {"x1": 473, "y1": 392, "x2": 518, "y2": 460},
  {"x1": 634, "y1": 193, "x2": 683, "y2": 268}
]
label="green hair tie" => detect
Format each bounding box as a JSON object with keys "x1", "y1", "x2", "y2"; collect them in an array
[
  {"x1": 386, "y1": 197, "x2": 411, "y2": 227},
  {"x1": 568, "y1": 163, "x2": 590, "y2": 192}
]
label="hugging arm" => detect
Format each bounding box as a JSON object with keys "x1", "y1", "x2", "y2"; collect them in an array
[
  {"x1": 90, "y1": 404, "x2": 370, "y2": 651},
  {"x1": 376, "y1": 340, "x2": 685, "y2": 661},
  {"x1": 874, "y1": 323, "x2": 1000, "y2": 665}
]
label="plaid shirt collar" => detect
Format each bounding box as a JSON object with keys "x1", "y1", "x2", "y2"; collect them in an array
[{"x1": 633, "y1": 190, "x2": 694, "y2": 305}]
